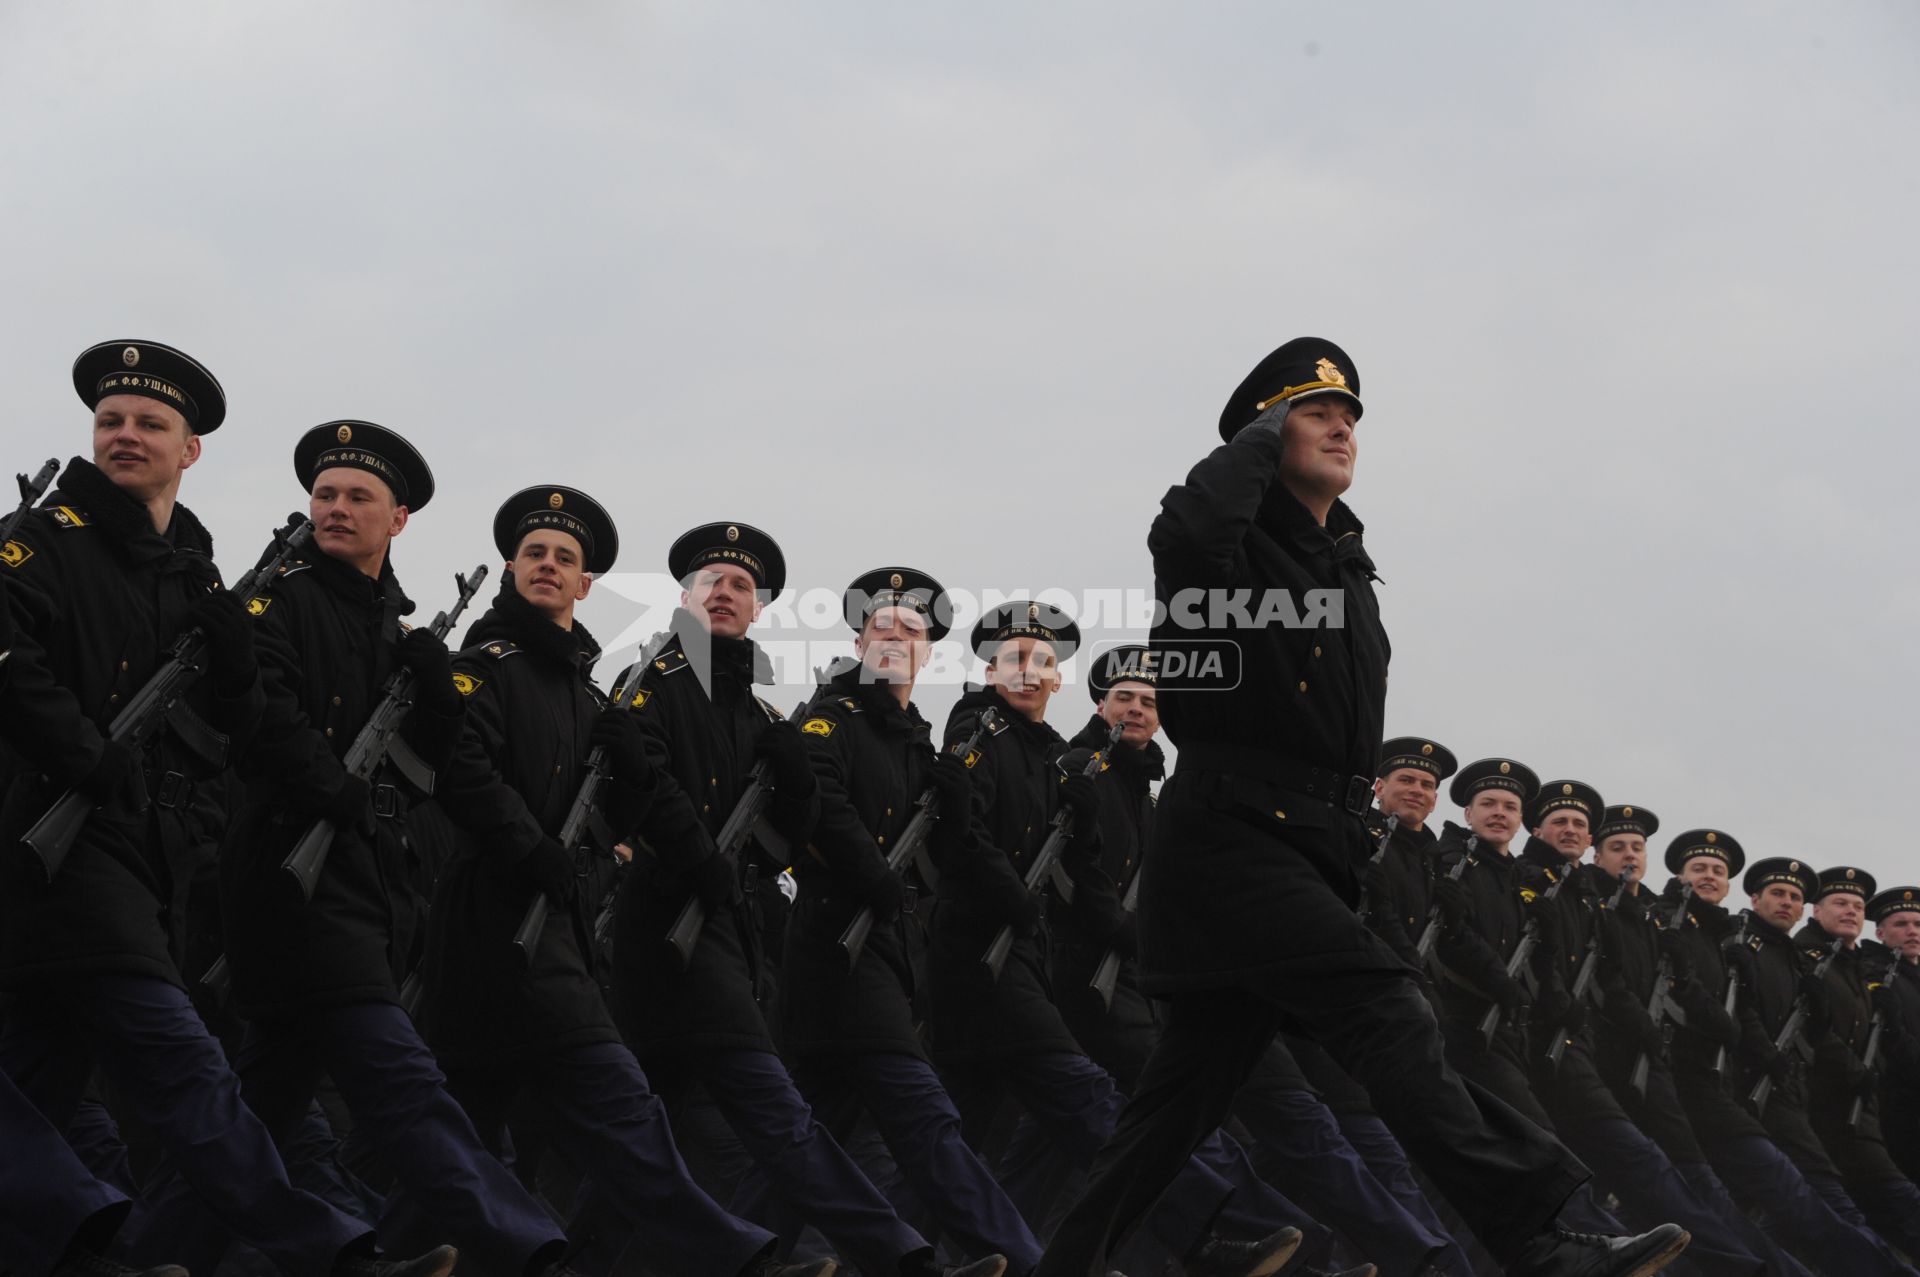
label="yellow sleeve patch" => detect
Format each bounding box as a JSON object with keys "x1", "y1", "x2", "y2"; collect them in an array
[
  {"x1": 963, "y1": 747, "x2": 982, "y2": 769},
  {"x1": 452, "y1": 672, "x2": 483, "y2": 696},
  {"x1": 245, "y1": 596, "x2": 272, "y2": 616},
  {"x1": 628, "y1": 687, "x2": 651, "y2": 710},
  {"x1": 801, "y1": 717, "x2": 835, "y2": 737},
  {"x1": 0, "y1": 540, "x2": 31, "y2": 568}
]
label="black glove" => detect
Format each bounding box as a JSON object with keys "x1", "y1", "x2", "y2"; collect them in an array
[
  {"x1": 398, "y1": 629, "x2": 460, "y2": 715},
  {"x1": 80, "y1": 741, "x2": 148, "y2": 815},
  {"x1": 754, "y1": 720, "x2": 816, "y2": 798},
  {"x1": 1493, "y1": 974, "x2": 1529, "y2": 1016},
  {"x1": 1433, "y1": 876, "x2": 1471, "y2": 928},
  {"x1": 590, "y1": 708, "x2": 654, "y2": 791},
  {"x1": 1534, "y1": 987, "x2": 1573, "y2": 1027},
  {"x1": 988, "y1": 874, "x2": 1040, "y2": 936},
  {"x1": 189, "y1": 590, "x2": 257, "y2": 695},
  {"x1": 1658, "y1": 928, "x2": 1691, "y2": 976},
  {"x1": 1763, "y1": 1048, "x2": 1793, "y2": 1082},
  {"x1": 1361, "y1": 858, "x2": 1391, "y2": 912},
  {"x1": 1799, "y1": 972, "x2": 1832, "y2": 1040},
  {"x1": 861, "y1": 870, "x2": 906, "y2": 923},
  {"x1": 928, "y1": 754, "x2": 973, "y2": 853},
  {"x1": 1059, "y1": 771, "x2": 1100, "y2": 830},
  {"x1": 693, "y1": 850, "x2": 739, "y2": 909},
  {"x1": 1106, "y1": 914, "x2": 1139, "y2": 959},
  {"x1": 1723, "y1": 940, "x2": 1759, "y2": 986},
  {"x1": 516, "y1": 836, "x2": 577, "y2": 907},
  {"x1": 322, "y1": 774, "x2": 376, "y2": 836}
]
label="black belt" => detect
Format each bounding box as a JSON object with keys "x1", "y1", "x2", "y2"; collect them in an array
[{"x1": 1177, "y1": 742, "x2": 1372, "y2": 816}]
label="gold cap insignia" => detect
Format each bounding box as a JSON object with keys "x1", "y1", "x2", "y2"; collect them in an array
[
  {"x1": 725, "y1": 525, "x2": 740, "y2": 542},
  {"x1": 1623, "y1": 806, "x2": 1634, "y2": 817},
  {"x1": 1499, "y1": 761, "x2": 1511, "y2": 774},
  {"x1": 1561, "y1": 783, "x2": 1573, "y2": 796},
  {"x1": 1706, "y1": 831, "x2": 1716, "y2": 843},
  {"x1": 1790, "y1": 860, "x2": 1800, "y2": 872},
  {"x1": 1028, "y1": 603, "x2": 1040, "y2": 621},
  {"x1": 1315, "y1": 357, "x2": 1347, "y2": 387},
  {"x1": 548, "y1": 491, "x2": 564, "y2": 509},
  {"x1": 1905, "y1": 890, "x2": 1914, "y2": 901},
  {"x1": 890, "y1": 572, "x2": 903, "y2": 589},
  {"x1": 336, "y1": 424, "x2": 353, "y2": 443},
  {"x1": 121, "y1": 345, "x2": 140, "y2": 367},
  {"x1": 1421, "y1": 743, "x2": 1433, "y2": 755},
  {"x1": 1847, "y1": 868, "x2": 1856, "y2": 879}
]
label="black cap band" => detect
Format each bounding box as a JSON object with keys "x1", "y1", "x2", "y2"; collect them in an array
[
  {"x1": 685, "y1": 545, "x2": 767, "y2": 585},
  {"x1": 514, "y1": 510, "x2": 595, "y2": 559},
  {"x1": 94, "y1": 371, "x2": 198, "y2": 426},
  {"x1": 311, "y1": 446, "x2": 410, "y2": 505}
]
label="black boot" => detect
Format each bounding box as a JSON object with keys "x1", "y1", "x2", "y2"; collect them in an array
[
  {"x1": 900, "y1": 1253, "x2": 1010, "y2": 1277},
  {"x1": 742, "y1": 1257, "x2": 840, "y2": 1277},
  {"x1": 1183, "y1": 1227, "x2": 1303, "y2": 1277},
  {"x1": 1291, "y1": 1266, "x2": 1377, "y2": 1277},
  {"x1": 331, "y1": 1244, "x2": 459, "y2": 1277},
  {"x1": 1506, "y1": 1224, "x2": 1690, "y2": 1277},
  {"x1": 49, "y1": 1248, "x2": 189, "y2": 1277}
]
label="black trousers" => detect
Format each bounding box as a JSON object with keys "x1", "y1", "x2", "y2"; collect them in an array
[{"x1": 1032, "y1": 971, "x2": 1587, "y2": 1276}]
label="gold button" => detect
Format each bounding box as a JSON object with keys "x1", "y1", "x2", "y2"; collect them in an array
[
  {"x1": 1275, "y1": 809, "x2": 1287, "y2": 820},
  {"x1": 325, "y1": 727, "x2": 334, "y2": 738},
  {"x1": 877, "y1": 836, "x2": 887, "y2": 846},
  {"x1": 553, "y1": 764, "x2": 563, "y2": 774},
  {"x1": 109, "y1": 693, "x2": 119, "y2": 703},
  {"x1": 1298, "y1": 681, "x2": 1308, "y2": 693},
  {"x1": 702, "y1": 803, "x2": 710, "y2": 814},
  {"x1": 885, "y1": 807, "x2": 893, "y2": 817},
  {"x1": 332, "y1": 695, "x2": 342, "y2": 706},
  {"x1": 710, "y1": 776, "x2": 718, "y2": 786},
  {"x1": 119, "y1": 660, "x2": 129, "y2": 672}
]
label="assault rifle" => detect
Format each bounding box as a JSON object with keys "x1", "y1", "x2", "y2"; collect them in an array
[
  {"x1": 980, "y1": 720, "x2": 1126, "y2": 983},
  {"x1": 1849, "y1": 953, "x2": 1902, "y2": 1130},
  {"x1": 838, "y1": 708, "x2": 1001, "y2": 971},
  {"x1": 1749, "y1": 938, "x2": 1844, "y2": 1115},
  {"x1": 1629, "y1": 884, "x2": 1696, "y2": 1096},
  {"x1": 24, "y1": 515, "x2": 315, "y2": 881},
  {"x1": 280, "y1": 564, "x2": 489, "y2": 902},
  {"x1": 1546, "y1": 877, "x2": 1629, "y2": 1070},
  {"x1": 1353, "y1": 813, "x2": 1399, "y2": 921},
  {"x1": 1414, "y1": 835, "x2": 1477, "y2": 964},
  {"x1": 661, "y1": 699, "x2": 811, "y2": 969},
  {"x1": 1479, "y1": 872, "x2": 1565, "y2": 1047}
]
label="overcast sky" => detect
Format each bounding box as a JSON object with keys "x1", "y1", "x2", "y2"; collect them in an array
[{"x1": 4, "y1": 2, "x2": 1916, "y2": 896}]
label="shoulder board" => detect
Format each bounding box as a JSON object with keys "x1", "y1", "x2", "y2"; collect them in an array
[
  {"x1": 987, "y1": 714, "x2": 1010, "y2": 736},
  {"x1": 276, "y1": 559, "x2": 312, "y2": 578},
  {"x1": 838, "y1": 696, "x2": 862, "y2": 714},
  {"x1": 753, "y1": 695, "x2": 784, "y2": 723},
  {"x1": 476, "y1": 640, "x2": 523, "y2": 660},
  {"x1": 1746, "y1": 934, "x2": 1764, "y2": 952},
  {"x1": 651, "y1": 649, "x2": 689, "y2": 676},
  {"x1": 47, "y1": 505, "x2": 89, "y2": 529}
]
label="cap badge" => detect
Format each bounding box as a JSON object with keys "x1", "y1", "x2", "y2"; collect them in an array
[
  {"x1": 890, "y1": 572, "x2": 903, "y2": 589},
  {"x1": 1421, "y1": 743, "x2": 1433, "y2": 756},
  {"x1": 1499, "y1": 761, "x2": 1511, "y2": 774},
  {"x1": 1561, "y1": 783, "x2": 1573, "y2": 796},
  {"x1": 725, "y1": 525, "x2": 740, "y2": 542},
  {"x1": 1906, "y1": 890, "x2": 1915, "y2": 901},
  {"x1": 121, "y1": 345, "x2": 140, "y2": 367},
  {"x1": 1315, "y1": 357, "x2": 1347, "y2": 387},
  {"x1": 548, "y1": 491, "x2": 564, "y2": 509},
  {"x1": 1705, "y1": 831, "x2": 1716, "y2": 843},
  {"x1": 1847, "y1": 868, "x2": 1856, "y2": 879},
  {"x1": 1028, "y1": 603, "x2": 1039, "y2": 621},
  {"x1": 336, "y1": 424, "x2": 353, "y2": 443},
  {"x1": 1623, "y1": 806, "x2": 1634, "y2": 817},
  {"x1": 1789, "y1": 860, "x2": 1800, "y2": 872}
]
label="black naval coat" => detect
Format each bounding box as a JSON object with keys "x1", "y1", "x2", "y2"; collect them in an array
[
  {"x1": 929, "y1": 685, "x2": 1084, "y2": 1064},
  {"x1": 1431, "y1": 825, "x2": 1533, "y2": 1037},
  {"x1": 1515, "y1": 847, "x2": 1628, "y2": 1120},
  {"x1": 1740, "y1": 910, "x2": 1842, "y2": 1180},
  {"x1": 1797, "y1": 919, "x2": 1906, "y2": 1183},
  {"x1": 1140, "y1": 420, "x2": 1390, "y2": 992},
  {"x1": 608, "y1": 614, "x2": 814, "y2": 1060},
  {"x1": 1872, "y1": 948, "x2": 1920, "y2": 1180},
  {"x1": 414, "y1": 579, "x2": 633, "y2": 1066},
  {"x1": 0, "y1": 459, "x2": 257, "y2": 989},
  {"x1": 1654, "y1": 882, "x2": 1772, "y2": 1145},
  {"x1": 1589, "y1": 882, "x2": 1707, "y2": 1164},
  {"x1": 1052, "y1": 714, "x2": 1163, "y2": 1091},
  {"x1": 1360, "y1": 811, "x2": 1440, "y2": 973},
  {"x1": 219, "y1": 547, "x2": 463, "y2": 1019},
  {"x1": 776, "y1": 664, "x2": 935, "y2": 1062}
]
